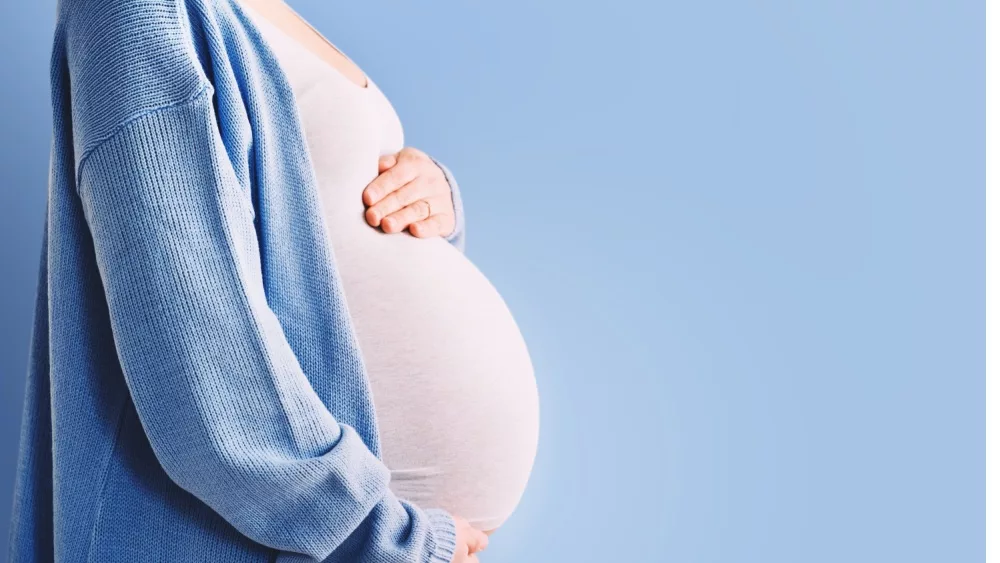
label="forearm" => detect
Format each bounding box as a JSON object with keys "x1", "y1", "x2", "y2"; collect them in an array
[
  {"x1": 324, "y1": 492, "x2": 458, "y2": 563},
  {"x1": 78, "y1": 88, "x2": 457, "y2": 563}
]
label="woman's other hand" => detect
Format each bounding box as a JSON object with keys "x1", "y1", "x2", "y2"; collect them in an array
[
  {"x1": 450, "y1": 513, "x2": 489, "y2": 562},
  {"x1": 362, "y1": 147, "x2": 457, "y2": 239}
]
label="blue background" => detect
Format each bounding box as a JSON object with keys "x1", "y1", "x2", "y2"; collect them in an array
[{"x1": 0, "y1": 1, "x2": 984, "y2": 561}]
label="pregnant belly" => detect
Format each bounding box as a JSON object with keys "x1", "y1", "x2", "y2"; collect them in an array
[{"x1": 326, "y1": 211, "x2": 540, "y2": 531}]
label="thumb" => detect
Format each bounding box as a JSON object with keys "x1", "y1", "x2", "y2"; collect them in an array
[
  {"x1": 378, "y1": 153, "x2": 397, "y2": 172},
  {"x1": 466, "y1": 528, "x2": 489, "y2": 554}
]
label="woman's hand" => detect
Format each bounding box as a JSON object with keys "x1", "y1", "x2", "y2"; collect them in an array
[
  {"x1": 362, "y1": 147, "x2": 457, "y2": 239},
  {"x1": 450, "y1": 513, "x2": 489, "y2": 562}
]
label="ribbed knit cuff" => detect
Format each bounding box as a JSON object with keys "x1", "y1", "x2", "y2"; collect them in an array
[{"x1": 424, "y1": 508, "x2": 458, "y2": 563}]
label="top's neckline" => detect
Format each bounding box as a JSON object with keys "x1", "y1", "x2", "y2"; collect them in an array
[{"x1": 239, "y1": 1, "x2": 371, "y2": 91}]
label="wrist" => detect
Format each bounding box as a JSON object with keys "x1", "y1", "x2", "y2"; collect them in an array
[{"x1": 429, "y1": 156, "x2": 464, "y2": 245}]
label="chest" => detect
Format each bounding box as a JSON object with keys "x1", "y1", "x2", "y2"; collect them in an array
[{"x1": 240, "y1": 1, "x2": 405, "y2": 168}]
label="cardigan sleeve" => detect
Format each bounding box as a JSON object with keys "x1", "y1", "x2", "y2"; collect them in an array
[
  {"x1": 429, "y1": 156, "x2": 467, "y2": 254},
  {"x1": 74, "y1": 84, "x2": 458, "y2": 563}
]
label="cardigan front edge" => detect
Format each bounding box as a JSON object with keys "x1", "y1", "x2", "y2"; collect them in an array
[{"x1": 9, "y1": 0, "x2": 468, "y2": 561}]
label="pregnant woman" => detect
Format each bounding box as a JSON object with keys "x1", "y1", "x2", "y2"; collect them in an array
[
  {"x1": 8, "y1": 0, "x2": 538, "y2": 561},
  {"x1": 237, "y1": 0, "x2": 540, "y2": 540}
]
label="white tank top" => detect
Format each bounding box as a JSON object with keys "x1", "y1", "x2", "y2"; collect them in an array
[{"x1": 239, "y1": 2, "x2": 539, "y2": 531}]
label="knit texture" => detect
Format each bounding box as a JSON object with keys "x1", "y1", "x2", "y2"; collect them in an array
[{"x1": 8, "y1": 0, "x2": 467, "y2": 561}]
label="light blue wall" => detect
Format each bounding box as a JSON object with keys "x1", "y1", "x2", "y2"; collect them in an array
[{"x1": 0, "y1": 1, "x2": 983, "y2": 561}]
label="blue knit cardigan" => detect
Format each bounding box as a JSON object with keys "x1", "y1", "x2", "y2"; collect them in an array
[{"x1": 8, "y1": 0, "x2": 470, "y2": 561}]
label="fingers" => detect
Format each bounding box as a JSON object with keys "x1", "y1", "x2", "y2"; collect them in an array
[
  {"x1": 453, "y1": 517, "x2": 487, "y2": 562},
  {"x1": 377, "y1": 153, "x2": 397, "y2": 173},
  {"x1": 408, "y1": 212, "x2": 454, "y2": 239},
  {"x1": 364, "y1": 175, "x2": 426, "y2": 230},
  {"x1": 377, "y1": 191, "x2": 452, "y2": 235},
  {"x1": 365, "y1": 148, "x2": 434, "y2": 207},
  {"x1": 363, "y1": 156, "x2": 418, "y2": 208},
  {"x1": 466, "y1": 527, "x2": 489, "y2": 554},
  {"x1": 368, "y1": 182, "x2": 427, "y2": 232},
  {"x1": 364, "y1": 150, "x2": 449, "y2": 214},
  {"x1": 397, "y1": 145, "x2": 428, "y2": 163},
  {"x1": 379, "y1": 197, "x2": 431, "y2": 234},
  {"x1": 395, "y1": 194, "x2": 452, "y2": 235},
  {"x1": 364, "y1": 147, "x2": 456, "y2": 237}
]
